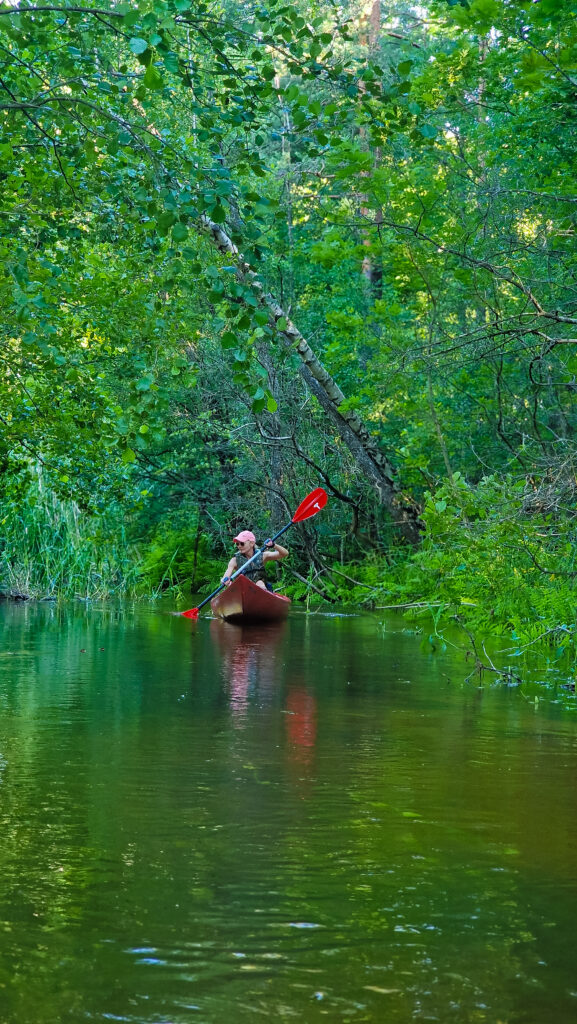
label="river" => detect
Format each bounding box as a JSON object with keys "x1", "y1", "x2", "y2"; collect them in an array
[{"x1": 0, "y1": 601, "x2": 576, "y2": 1023}]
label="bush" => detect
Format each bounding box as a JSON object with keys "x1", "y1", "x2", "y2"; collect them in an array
[{"x1": 135, "y1": 521, "x2": 217, "y2": 593}]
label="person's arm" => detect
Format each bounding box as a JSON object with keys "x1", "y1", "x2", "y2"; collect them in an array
[
  {"x1": 221, "y1": 556, "x2": 237, "y2": 584},
  {"x1": 263, "y1": 541, "x2": 288, "y2": 562}
]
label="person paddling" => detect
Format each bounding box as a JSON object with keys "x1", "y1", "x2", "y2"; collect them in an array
[
  {"x1": 181, "y1": 489, "x2": 326, "y2": 619},
  {"x1": 222, "y1": 530, "x2": 288, "y2": 591}
]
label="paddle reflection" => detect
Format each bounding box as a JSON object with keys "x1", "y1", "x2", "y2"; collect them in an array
[
  {"x1": 285, "y1": 684, "x2": 317, "y2": 769},
  {"x1": 210, "y1": 620, "x2": 286, "y2": 721}
]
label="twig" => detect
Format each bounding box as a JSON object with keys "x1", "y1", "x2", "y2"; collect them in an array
[
  {"x1": 327, "y1": 566, "x2": 379, "y2": 590},
  {"x1": 376, "y1": 600, "x2": 444, "y2": 609},
  {"x1": 497, "y1": 625, "x2": 573, "y2": 655},
  {"x1": 454, "y1": 617, "x2": 522, "y2": 685},
  {"x1": 284, "y1": 566, "x2": 334, "y2": 601}
]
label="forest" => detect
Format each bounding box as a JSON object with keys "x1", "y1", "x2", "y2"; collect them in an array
[{"x1": 1, "y1": 0, "x2": 575, "y2": 661}]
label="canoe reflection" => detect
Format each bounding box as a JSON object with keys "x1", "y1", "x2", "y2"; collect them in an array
[{"x1": 210, "y1": 619, "x2": 286, "y2": 719}]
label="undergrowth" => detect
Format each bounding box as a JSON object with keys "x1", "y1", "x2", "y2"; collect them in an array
[
  {"x1": 0, "y1": 469, "x2": 223, "y2": 601},
  {"x1": 308, "y1": 474, "x2": 577, "y2": 664},
  {"x1": 0, "y1": 472, "x2": 139, "y2": 600}
]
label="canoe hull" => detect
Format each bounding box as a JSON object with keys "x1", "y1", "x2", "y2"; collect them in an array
[{"x1": 211, "y1": 574, "x2": 291, "y2": 623}]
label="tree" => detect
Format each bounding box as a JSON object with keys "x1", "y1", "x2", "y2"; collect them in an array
[{"x1": 0, "y1": 0, "x2": 423, "y2": 538}]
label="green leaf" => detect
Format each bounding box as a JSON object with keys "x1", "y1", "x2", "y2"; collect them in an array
[
  {"x1": 157, "y1": 210, "x2": 176, "y2": 231},
  {"x1": 129, "y1": 37, "x2": 148, "y2": 55},
  {"x1": 121, "y1": 447, "x2": 136, "y2": 464},
  {"x1": 470, "y1": 0, "x2": 501, "y2": 29},
  {"x1": 172, "y1": 222, "x2": 188, "y2": 242},
  {"x1": 210, "y1": 203, "x2": 227, "y2": 224},
  {"x1": 144, "y1": 63, "x2": 164, "y2": 90}
]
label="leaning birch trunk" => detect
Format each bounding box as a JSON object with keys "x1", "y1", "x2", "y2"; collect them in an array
[{"x1": 200, "y1": 214, "x2": 422, "y2": 544}]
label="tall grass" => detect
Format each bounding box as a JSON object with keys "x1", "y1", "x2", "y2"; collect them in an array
[{"x1": 0, "y1": 474, "x2": 141, "y2": 600}]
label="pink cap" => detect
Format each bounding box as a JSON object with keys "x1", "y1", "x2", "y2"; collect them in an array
[{"x1": 233, "y1": 530, "x2": 256, "y2": 544}]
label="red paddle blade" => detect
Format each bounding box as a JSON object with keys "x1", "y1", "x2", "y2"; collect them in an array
[
  {"x1": 291, "y1": 487, "x2": 328, "y2": 523},
  {"x1": 181, "y1": 608, "x2": 199, "y2": 619}
]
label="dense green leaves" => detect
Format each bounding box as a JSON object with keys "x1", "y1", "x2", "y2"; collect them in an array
[{"x1": 1, "y1": 0, "x2": 577, "y2": 662}]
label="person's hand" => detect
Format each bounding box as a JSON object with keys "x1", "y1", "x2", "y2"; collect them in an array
[
  {"x1": 221, "y1": 575, "x2": 230, "y2": 586},
  {"x1": 264, "y1": 538, "x2": 274, "y2": 549}
]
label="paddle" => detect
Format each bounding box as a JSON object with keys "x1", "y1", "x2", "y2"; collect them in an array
[{"x1": 181, "y1": 487, "x2": 328, "y2": 619}]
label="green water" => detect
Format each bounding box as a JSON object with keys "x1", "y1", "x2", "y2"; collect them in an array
[{"x1": 0, "y1": 602, "x2": 576, "y2": 1024}]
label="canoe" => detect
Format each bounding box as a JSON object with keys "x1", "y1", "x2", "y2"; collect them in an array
[{"x1": 211, "y1": 574, "x2": 291, "y2": 623}]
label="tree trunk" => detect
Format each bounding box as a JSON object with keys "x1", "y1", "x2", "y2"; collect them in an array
[{"x1": 200, "y1": 214, "x2": 423, "y2": 544}]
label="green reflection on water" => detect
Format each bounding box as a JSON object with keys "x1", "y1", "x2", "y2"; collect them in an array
[{"x1": 0, "y1": 602, "x2": 576, "y2": 1023}]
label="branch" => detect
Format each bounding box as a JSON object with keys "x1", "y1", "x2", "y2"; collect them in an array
[
  {"x1": 453, "y1": 617, "x2": 522, "y2": 686},
  {"x1": 521, "y1": 33, "x2": 577, "y2": 91},
  {"x1": 198, "y1": 212, "x2": 423, "y2": 541},
  {"x1": 0, "y1": 5, "x2": 123, "y2": 17},
  {"x1": 327, "y1": 565, "x2": 379, "y2": 590},
  {"x1": 520, "y1": 542, "x2": 577, "y2": 579},
  {"x1": 383, "y1": 31, "x2": 423, "y2": 50},
  {"x1": 0, "y1": 94, "x2": 178, "y2": 164},
  {"x1": 284, "y1": 566, "x2": 335, "y2": 601},
  {"x1": 253, "y1": 422, "x2": 359, "y2": 507}
]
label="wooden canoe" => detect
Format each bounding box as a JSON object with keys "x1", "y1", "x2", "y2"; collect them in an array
[{"x1": 211, "y1": 574, "x2": 291, "y2": 623}]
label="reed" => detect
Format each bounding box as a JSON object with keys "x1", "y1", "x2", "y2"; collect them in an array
[{"x1": 0, "y1": 478, "x2": 141, "y2": 600}]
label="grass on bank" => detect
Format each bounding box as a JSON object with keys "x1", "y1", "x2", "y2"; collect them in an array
[
  {"x1": 0, "y1": 483, "x2": 140, "y2": 600},
  {"x1": 0, "y1": 474, "x2": 222, "y2": 601}
]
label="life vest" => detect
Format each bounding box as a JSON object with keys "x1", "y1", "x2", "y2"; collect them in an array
[{"x1": 236, "y1": 550, "x2": 268, "y2": 584}]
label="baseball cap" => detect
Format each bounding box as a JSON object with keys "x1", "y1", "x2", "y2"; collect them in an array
[{"x1": 233, "y1": 530, "x2": 256, "y2": 544}]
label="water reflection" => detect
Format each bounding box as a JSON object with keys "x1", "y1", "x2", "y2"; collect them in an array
[
  {"x1": 209, "y1": 620, "x2": 318, "y2": 766},
  {"x1": 1, "y1": 604, "x2": 577, "y2": 1024},
  {"x1": 285, "y1": 684, "x2": 317, "y2": 768},
  {"x1": 210, "y1": 620, "x2": 286, "y2": 721}
]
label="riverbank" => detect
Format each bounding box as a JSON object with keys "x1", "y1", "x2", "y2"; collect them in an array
[{"x1": 3, "y1": 472, "x2": 576, "y2": 675}]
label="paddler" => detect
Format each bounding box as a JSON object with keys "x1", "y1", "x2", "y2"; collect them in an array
[{"x1": 221, "y1": 530, "x2": 289, "y2": 590}]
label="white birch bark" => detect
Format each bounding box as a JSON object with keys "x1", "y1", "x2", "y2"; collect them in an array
[{"x1": 200, "y1": 214, "x2": 422, "y2": 543}]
